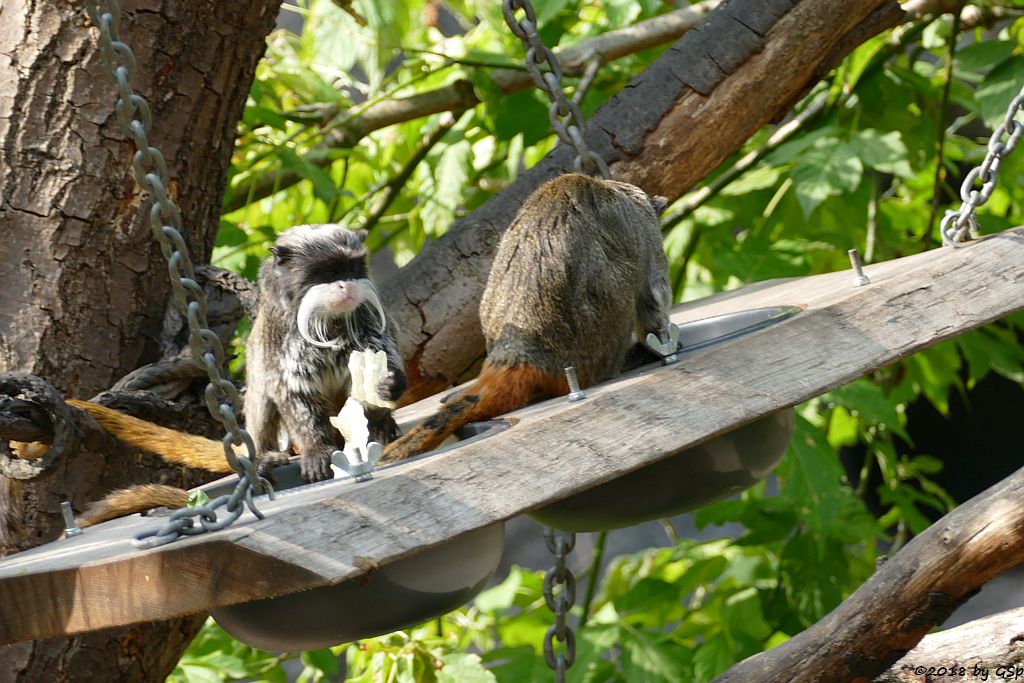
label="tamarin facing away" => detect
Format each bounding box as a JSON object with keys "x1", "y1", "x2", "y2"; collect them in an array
[
  {"x1": 30, "y1": 224, "x2": 406, "y2": 527},
  {"x1": 380, "y1": 173, "x2": 672, "y2": 464}
]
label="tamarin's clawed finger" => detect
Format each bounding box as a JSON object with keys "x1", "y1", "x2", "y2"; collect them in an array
[{"x1": 381, "y1": 173, "x2": 671, "y2": 464}]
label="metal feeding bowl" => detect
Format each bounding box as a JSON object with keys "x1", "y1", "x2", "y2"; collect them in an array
[
  {"x1": 208, "y1": 424, "x2": 507, "y2": 653},
  {"x1": 212, "y1": 522, "x2": 504, "y2": 652},
  {"x1": 528, "y1": 305, "x2": 801, "y2": 532}
]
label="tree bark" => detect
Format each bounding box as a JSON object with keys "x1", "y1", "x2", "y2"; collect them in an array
[
  {"x1": 712, "y1": 465, "x2": 1024, "y2": 683},
  {"x1": 874, "y1": 607, "x2": 1024, "y2": 682},
  {"x1": 381, "y1": 0, "x2": 905, "y2": 404},
  {"x1": 0, "y1": 1, "x2": 278, "y2": 680}
]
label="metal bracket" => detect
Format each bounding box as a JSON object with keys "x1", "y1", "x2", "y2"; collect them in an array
[
  {"x1": 333, "y1": 442, "x2": 383, "y2": 482},
  {"x1": 644, "y1": 323, "x2": 682, "y2": 364}
]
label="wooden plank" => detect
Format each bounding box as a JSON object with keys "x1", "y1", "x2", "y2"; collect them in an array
[{"x1": 1, "y1": 229, "x2": 1022, "y2": 643}]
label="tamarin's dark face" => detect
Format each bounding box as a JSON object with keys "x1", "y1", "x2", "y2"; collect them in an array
[{"x1": 262, "y1": 224, "x2": 385, "y2": 348}]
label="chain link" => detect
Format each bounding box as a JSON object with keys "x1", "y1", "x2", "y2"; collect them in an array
[
  {"x1": 84, "y1": 0, "x2": 271, "y2": 548},
  {"x1": 502, "y1": 0, "x2": 610, "y2": 178},
  {"x1": 542, "y1": 527, "x2": 577, "y2": 682},
  {"x1": 942, "y1": 84, "x2": 1024, "y2": 246}
]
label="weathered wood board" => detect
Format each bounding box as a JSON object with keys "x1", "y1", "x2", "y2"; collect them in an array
[{"x1": 1, "y1": 228, "x2": 1022, "y2": 643}]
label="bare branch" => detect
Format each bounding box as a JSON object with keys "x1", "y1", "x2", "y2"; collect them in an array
[
  {"x1": 712, "y1": 466, "x2": 1024, "y2": 683},
  {"x1": 874, "y1": 607, "x2": 1024, "y2": 682}
]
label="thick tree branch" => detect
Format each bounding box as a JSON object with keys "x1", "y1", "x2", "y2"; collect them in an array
[
  {"x1": 874, "y1": 607, "x2": 1024, "y2": 682},
  {"x1": 384, "y1": 0, "x2": 906, "y2": 403},
  {"x1": 713, "y1": 466, "x2": 1024, "y2": 683}
]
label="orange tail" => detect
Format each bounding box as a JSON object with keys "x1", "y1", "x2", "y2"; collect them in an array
[
  {"x1": 75, "y1": 484, "x2": 189, "y2": 528},
  {"x1": 68, "y1": 399, "x2": 233, "y2": 473},
  {"x1": 381, "y1": 363, "x2": 567, "y2": 464}
]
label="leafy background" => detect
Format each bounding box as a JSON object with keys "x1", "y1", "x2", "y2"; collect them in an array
[{"x1": 175, "y1": 0, "x2": 1024, "y2": 681}]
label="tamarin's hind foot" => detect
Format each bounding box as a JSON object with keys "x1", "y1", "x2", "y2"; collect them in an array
[{"x1": 380, "y1": 363, "x2": 567, "y2": 465}]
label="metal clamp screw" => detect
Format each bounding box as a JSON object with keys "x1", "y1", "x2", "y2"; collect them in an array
[
  {"x1": 333, "y1": 442, "x2": 383, "y2": 482},
  {"x1": 61, "y1": 501, "x2": 83, "y2": 538},
  {"x1": 645, "y1": 323, "x2": 682, "y2": 364},
  {"x1": 848, "y1": 249, "x2": 870, "y2": 287},
  {"x1": 564, "y1": 366, "x2": 586, "y2": 402}
]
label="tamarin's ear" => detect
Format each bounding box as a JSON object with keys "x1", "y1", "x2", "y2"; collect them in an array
[
  {"x1": 270, "y1": 244, "x2": 293, "y2": 263},
  {"x1": 353, "y1": 229, "x2": 368, "y2": 243},
  {"x1": 650, "y1": 195, "x2": 669, "y2": 216}
]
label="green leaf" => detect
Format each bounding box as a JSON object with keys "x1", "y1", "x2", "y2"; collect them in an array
[
  {"x1": 778, "y1": 532, "x2": 848, "y2": 625},
  {"x1": 826, "y1": 405, "x2": 859, "y2": 449},
  {"x1": 789, "y1": 137, "x2": 863, "y2": 217},
  {"x1": 187, "y1": 490, "x2": 210, "y2": 508},
  {"x1": 621, "y1": 629, "x2": 690, "y2": 683},
  {"x1": 956, "y1": 326, "x2": 1024, "y2": 384},
  {"x1": 603, "y1": 0, "x2": 643, "y2": 28},
  {"x1": 691, "y1": 634, "x2": 734, "y2": 682},
  {"x1": 877, "y1": 485, "x2": 936, "y2": 534},
  {"x1": 955, "y1": 40, "x2": 1016, "y2": 72},
  {"x1": 976, "y1": 55, "x2": 1024, "y2": 129},
  {"x1": 485, "y1": 89, "x2": 551, "y2": 144},
  {"x1": 474, "y1": 568, "x2": 521, "y2": 612},
  {"x1": 438, "y1": 653, "x2": 497, "y2": 683},
  {"x1": 533, "y1": 0, "x2": 573, "y2": 26},
  {"x1": 301, "y1": 648, "x2": 341, "y2": 677},
  {"x1": 421, "y1": 138, "x2": 472, "y2": 236},
  {"x1": 613, "y1": 577, "x2": 685, "y2": 625},
  {"x1": 780, "y1": 416, "x2": 845, "y2": 535},
  {"x1": 853, "y1": 129, "x2": 913, "y2": 178},
  {"x1": 826, "y1": 379, "x2": 910, "y2": 442},
  {"x1": 277, "y1": 147, "x2": 339, "y2": 206},
  {"x1": 720, "y1": 165, "x2": 783, "y2": 196},
  {"x1": 242, "y1": 105, "x2": 290, "y2": 132},
  {"x1": 481, "y1": 646, "x2": 546, "y2": 683},
  {"x1": 722, "y1": 587, "x2": 771, "y2": 641},
  {"x1": 176, "y1": 664, "x2": 223, "y2": 683}
]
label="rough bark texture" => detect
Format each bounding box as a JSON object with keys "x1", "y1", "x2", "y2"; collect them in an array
[
  {"x1": 874, "y1": 607, "x2": 1024, "y2": 682},
  {"x1": 0, "y1": 1, "x2": 278, "y2": 680},
  {"x1": 381, "y1": 0, "x2": 905, "y2": 404}
]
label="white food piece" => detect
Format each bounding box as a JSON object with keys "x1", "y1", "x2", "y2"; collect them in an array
[
  {"x1": 330, "y1": 397, "x2": 370, "y2": 466},
  {"x1": 347, "y1": 348, "x2": 396, "y2": 409}
]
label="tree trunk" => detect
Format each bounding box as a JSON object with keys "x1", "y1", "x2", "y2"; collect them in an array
[
  {"x1": 381, "y1": 0, "x2": 904, "y2": 403},
  {"x1": 0, "y1": 1, "x2": 278, "y2": 680}
]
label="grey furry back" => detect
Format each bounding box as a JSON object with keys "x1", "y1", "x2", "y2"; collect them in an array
[{"x1": 480, "y1": 174, "x2": 670, "y2": 386}]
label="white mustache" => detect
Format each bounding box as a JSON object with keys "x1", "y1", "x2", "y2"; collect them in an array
[{"x1": 296, "y1": 279, "x2": 386, "y2": 349}]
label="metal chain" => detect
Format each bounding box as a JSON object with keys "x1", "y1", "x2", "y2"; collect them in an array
[
  {"x1": 502, "y1": 0, "x2": 610, "y2": 178},
  {"x1": 941, "y1": 83, "x2": 1024, "y2": 246},
  {"x1": 542, "y1": 528, "x2": 577, "y2": 683},
  {"x1": 83, "y1": 0, "x2": 271, "y2": 549}
]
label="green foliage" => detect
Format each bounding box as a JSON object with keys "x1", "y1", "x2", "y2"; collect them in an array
[{"x1": 179, "y1": 1, "x2": 1024, "y2": 681}]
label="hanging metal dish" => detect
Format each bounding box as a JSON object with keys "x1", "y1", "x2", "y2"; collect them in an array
[
  {"x1": 207, "y1": 423, "x2": 508, "y2": 652},
  {"x1": 211, "y1": 520, "x2": 504, "y2": 652},
  {"x1": 528, "y1": 306, "x2": 800, "y2": 532}
]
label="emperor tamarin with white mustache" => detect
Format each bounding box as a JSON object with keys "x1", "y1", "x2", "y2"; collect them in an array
[{"x1": 246, "y1": 224, "x2": 406, "y2": 482}]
